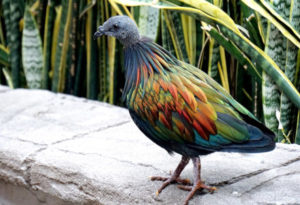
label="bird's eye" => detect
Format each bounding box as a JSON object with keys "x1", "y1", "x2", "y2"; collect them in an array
[{"x1": 113, "y1": 24, "x2": 119, "y2": 29}]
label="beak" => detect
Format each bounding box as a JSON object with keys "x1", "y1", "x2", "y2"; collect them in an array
[{"x1": 93, "y1": 26, "x2": 105, "y2": 40}]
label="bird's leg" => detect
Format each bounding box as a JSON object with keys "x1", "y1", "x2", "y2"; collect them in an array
[
  {"x1": 151, "y1": 156, "x2": 191, "y2": 195},
  {"x1": 178, "y1": 157, "x2": 216, "y2": 205}
]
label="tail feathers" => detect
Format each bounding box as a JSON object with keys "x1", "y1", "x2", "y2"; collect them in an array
[
  {"x1": 221, "y1": 126, "x2": 275, "y2": 153},
  {"x1": 220, "y1": 113, "x2": 276, "y2": 153}
]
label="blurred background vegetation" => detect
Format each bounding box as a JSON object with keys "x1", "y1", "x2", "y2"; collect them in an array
[{"x1": 0, "y1": 0, "x2": 299, "y2": 144}]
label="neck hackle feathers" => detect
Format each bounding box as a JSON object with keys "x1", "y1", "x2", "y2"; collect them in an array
[{"x1": 122, "y1": 38, "x2": 180, "y2": 102}]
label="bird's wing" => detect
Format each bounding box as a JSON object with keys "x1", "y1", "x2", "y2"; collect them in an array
[
  {"x1": 180, "y1": 61, "x2": 257, "y2": 119},
  {"x1": 127, "y1": 63, "x2": 256, "y2": 152}
]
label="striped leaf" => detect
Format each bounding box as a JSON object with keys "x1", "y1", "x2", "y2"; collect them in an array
[
  {"x1": 97, "y1": 0, "x2": 108, "y2": 101},
  {"x1": 260, "y1": 0, "x2": 300, "y2": 37},
  {"x1": 205, "y1": 26, "x2": 261, "y2": 80},
  {"x1": 1, "y1": 0, "x2": 11, "y2": 47},
  {"x1": 42, "y1": 0, "x2": 55, "y2": 89},
  {"x1": 51, "y1": 0, "x2": 73, "y2": 92},
  {"x1": 22, "y1": 6, "x2": 43, "y2": 89},
  {"x1": 278, "y1": 0, "x2": 300, "y2": 141},
  {"x1": 162, "y1": 10, "x2": 188, "y2": 62},
  {"x1": 65, "y1": 0, "x2": 79, "y2": 94},
  {"x1": 10, "y1": 1, "x2": 23, "y2": 88},
  {"x1": 0, "y1": 44, "x2": 10, "y2": 67},
  {"x1": 206, "y1": 0, "x2": 221, "y2": 82},
  {"x1": 138, "y1": 6, "x2": 160, "y2": 41},
  {"x1": 0, "y1": 16, "x2": 5, "y2": 45},
  {"x1": 296, "y1": 110, "x2": 300, "y2": 144},
  {"x1": 50, "y1": 5, "x2": 62, "y2": 79},
  {"x1": 74, "y1": 0, "x2": 86, "y2": 96},
  {"x1": 161, "y1": 11, "x2": 176, "y2": 56},
  {"x1": 108, "y1": 9, "x2": 117, "y2": 104},
  {"x1": 86, "y1": 0, "x2": 98, "y2": 99},
  {"x1": 2, "y1": 67, "x2": 13, "y2": 88},
  {"x1": 3, "y1": 0, "x2": 23, "y2": 88},
  {"x1": 262, "y1": 0, "x2": 286, "y2": 135},
  {"x1": 207, "y1": 38, "x2": 220, "y2": 81},
  {"x1": 181, "y1": 14, "x2": 197, "y2": 65},
  {"x1": 242, "y1": 0, "x2": 300, "y2": 48},
  {"x1": 195, "y1": 20, "x2": 204, "y2": 69}
]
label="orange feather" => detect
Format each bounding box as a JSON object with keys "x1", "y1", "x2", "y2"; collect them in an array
[
  {"x1": 172, "y1": 117, "x2": 185, "y2": 135},
  {"x1": 159, "y1": 78, "x2": 168, "y2": 91},
  {"x1": 168, "y1": 84, "x2": 178, "y2": 101},
  {"x1": 153, "y1": 81, "x2": 160, "y2": 94},
  {"x1": 198, "y1": 101, "x2": 217, "y2": 120},
  {"x1": 159, "y1": 112, "x2": 172, "y2": 129},
  {"x1": 182, "y1": 110, "x2": 192, "y2": 124},
  {"x1": 194, "y1": 87, "x2": 207, "y2": 102},
  {"x1": 178, "y1": 89, "x2": 197, "y2": 111},
  {"x1": 136, "y1": 68, "x2": 140, "y2": 87},
  {"x1": 194, "y1": 112, "x2": 217, "y2": 135},
  {"x1": 157, "y1": 102, "x2": 163, "y2": 110},
  {"x1": 155, "y1": 54, "x2": 169, "y2": 67},
  {"x1": 193, "y1": 120, "x2": 209, "y2": 141}
]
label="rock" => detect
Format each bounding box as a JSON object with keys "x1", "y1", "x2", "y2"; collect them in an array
[{"x1": 0, "y1": 85, "x2": 300, "y2": 205}]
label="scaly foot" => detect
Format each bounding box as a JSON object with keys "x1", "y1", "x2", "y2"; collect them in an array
[
  {"x1": 179, "y1": 157, "x2": 217, "y2": 205},
  {"x1": 151, "y1": 175, "x2": 192, "y2": 195},
  {"x1": 151, "y1": 156, "x2": 190, "y2": 195},
  {"x1": 151, "y1": 156, "x2": 216, "y2": 205},
  {"x1": 178, "y1": 180, "x2": 216, "y2": 205}
]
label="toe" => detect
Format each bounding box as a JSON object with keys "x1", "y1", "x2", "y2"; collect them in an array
[
  {"x1": 177, "y1": 185, "x2": 192, "y2": 191},
  {"x1": 150, "y1": 176, "x2": 168, "y2": 181}
]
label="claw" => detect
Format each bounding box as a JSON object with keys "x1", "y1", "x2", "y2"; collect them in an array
[
  {"x1": 150, "y1": 156, "x2": 217, "y2": 205},
  {"x1": 150, "y1": 176, "x2": 168, "y2": 181},
  {"x1": 151, "y1": 175, "x2": 192, "y2": 196},
  {"x1": 182, "y1": 182, "x2": 217, "y2": 205},
  {"x1": 178, "y1": 183, "x2": 217, "y2": 193}
]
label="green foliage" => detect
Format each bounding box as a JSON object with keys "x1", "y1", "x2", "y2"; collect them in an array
[
  {"x1": 1, "y1": 0, "x2": 23, "y2": 87},
  {"x1": 0, "y1": 0, "x2": 299, "y2": 144},
  {"x1": 51, "y1": 0, "x2": 73, "y2": 92},
  {"x1": 42, "y1": 0, "x2": 55, "y2": 89},
  {"x1": 22, "y1": 6, "x2": 43, "y2": 89},
  {"x1": 0, "y1": 44, "x2": 10, "y2": 67}
]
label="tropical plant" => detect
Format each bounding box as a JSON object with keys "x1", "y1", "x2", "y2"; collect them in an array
[{"x1": 0, "y1": 0, "x2": 299, "y2": 143}]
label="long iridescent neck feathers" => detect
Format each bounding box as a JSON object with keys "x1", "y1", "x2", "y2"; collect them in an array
[{"x1": 122, "y1": 38, "x2": 180, "y2": 102}]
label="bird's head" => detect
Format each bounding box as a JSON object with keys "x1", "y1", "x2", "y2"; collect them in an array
[{"x1": 94, "y1": 15, "x2": 140, "y2": 47}]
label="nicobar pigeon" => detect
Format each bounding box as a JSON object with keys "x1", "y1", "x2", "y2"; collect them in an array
[{"x1": 94, "y1": 15, "x2": 275, "y2": 205}]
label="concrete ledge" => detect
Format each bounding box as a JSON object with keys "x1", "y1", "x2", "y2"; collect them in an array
[{"x1": 0, "y1": 85, "x2": 300, "y2": 205}]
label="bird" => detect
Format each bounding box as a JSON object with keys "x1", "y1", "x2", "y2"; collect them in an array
[{"x1": 94, "y1": 15, "x2": 275, "y2": 205}]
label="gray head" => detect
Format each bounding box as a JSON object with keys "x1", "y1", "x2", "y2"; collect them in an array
[{"x1": 94, "y1": 15, "x2": 140, "y2": 47}]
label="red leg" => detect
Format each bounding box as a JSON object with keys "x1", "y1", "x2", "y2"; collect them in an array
[
  {"x1": 178, "y1": 157, "x2": 216, "y2": 205},
  {"x1": 151, "y1": 156, "x2": 191, "y2": 195}
]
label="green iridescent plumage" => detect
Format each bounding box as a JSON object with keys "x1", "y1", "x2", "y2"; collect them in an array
[
  {"x1": 93, "y1": 15, "x2": 275, "y2": 156},
  {"x1": 94, "y1": 15, "x2": 275, "y2": 204},
  {"x1": 123, "y1": 39, "x2": 274, "y2": 156},
  {"x1": 122, "y1": 38, "x2": 275, "y2": 157}
]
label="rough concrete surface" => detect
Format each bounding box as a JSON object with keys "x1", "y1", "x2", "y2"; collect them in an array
[{"x1": 0, "y1": 85, "x2": 300, "y2": 205}]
